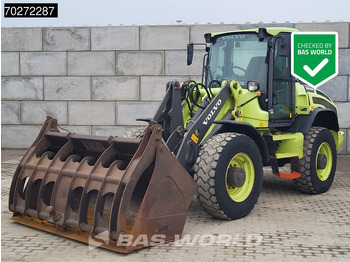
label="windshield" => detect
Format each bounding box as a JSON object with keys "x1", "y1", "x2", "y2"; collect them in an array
[{"x1": 206, "y1": 33, "x2": 269, "y2": 90}]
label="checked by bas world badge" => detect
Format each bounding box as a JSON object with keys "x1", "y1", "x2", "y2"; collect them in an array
[{"x1": 291, "y1": 32, "x2": 338, "y2": 89}]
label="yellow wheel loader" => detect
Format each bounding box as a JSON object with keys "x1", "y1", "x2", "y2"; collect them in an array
[{"x1": 9, "y1": 27, "x2": 344, "y2": 253}]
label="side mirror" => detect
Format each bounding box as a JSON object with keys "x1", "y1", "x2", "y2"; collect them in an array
[
  {"x1": 277, "y1": 35, "x2": 290, "y2": 57},
  {"x1": 187, "y1": 43, "x2": 194, "y2": 65},
  {"x1": 247, "y1": 81, "x2": 260, "y2": 92}
]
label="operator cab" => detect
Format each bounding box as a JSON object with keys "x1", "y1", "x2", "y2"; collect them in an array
[{"x1": 193, "y1": 28, "x2": 298, "y2": 127}]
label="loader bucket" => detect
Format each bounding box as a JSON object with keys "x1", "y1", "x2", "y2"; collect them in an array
[{"x1": 9, "y1": 117, "x2": 197, "y2": 253}]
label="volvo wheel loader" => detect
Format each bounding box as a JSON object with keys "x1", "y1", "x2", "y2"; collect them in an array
[{"x1": 9, "y1": 27, "x2": 344, "y2": 253}]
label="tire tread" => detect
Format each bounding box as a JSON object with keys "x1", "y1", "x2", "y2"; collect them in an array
[
  {"x1": 294, "y1": 126, "x2": 335, "y2": 194},
  {"x1": 194, "y1": 133, "x2": 250, "y2": 220}
]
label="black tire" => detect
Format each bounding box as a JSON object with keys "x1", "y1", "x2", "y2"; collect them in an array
[
  {"x1": 294, "y1": 127, "x2": 337, "y2": 194},
  {"x1": 194, "y1": 133, "x2": 263, "y2": 220},
  {"x1": 121, "y1": 127, "x2": 145, "y2": 138}
]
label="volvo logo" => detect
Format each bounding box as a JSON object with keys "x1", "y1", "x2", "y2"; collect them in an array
[{"x1": 203, "y1": 99, "x2": 222, "y2": 125}]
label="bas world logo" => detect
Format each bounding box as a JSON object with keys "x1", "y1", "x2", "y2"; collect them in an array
[{"x1": 88, "y1": 232, "x2": 263, "y2": 250}]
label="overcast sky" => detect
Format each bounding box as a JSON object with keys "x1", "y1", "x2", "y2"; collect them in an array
[{"x1": 1, "y1": 0, "x2": 350, "y2": 27}]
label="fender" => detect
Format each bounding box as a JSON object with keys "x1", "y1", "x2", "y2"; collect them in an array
[
  {"x1": 287, "y1": 108, "x2": 339, "y2": 135},
  {"x1": 214, "y1": 120, "x2": 270, "y2": 166}
]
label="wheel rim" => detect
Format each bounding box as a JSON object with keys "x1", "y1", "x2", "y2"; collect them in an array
[
  {"x1": 225, "y1": 153, "x2": 254, "y2": 202},
  {"x1": 316, "y1": 142, "x2": 332, "y2": 181}
]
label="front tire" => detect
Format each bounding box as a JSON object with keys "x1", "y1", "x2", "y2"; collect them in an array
[
  {"x1": 194, "y1": 133, "x2": 263, "y2": 220},
  {"x1": 294, "y1": 127, "x2": 337, "y2": 194}
]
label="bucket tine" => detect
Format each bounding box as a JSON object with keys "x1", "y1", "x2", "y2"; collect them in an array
[
  {"x1": 92, "y1": 160, "x2": 121, "y2": 236},
  {"x1": 63, "y1": 156, "x2": 96, "y2": 228},
  {"x1": 78, "y1": 144, "x2": 124, "y2": 233},
  {"x1": 34, "y1": 139, "x2": 77, "y2": 219},
  {"x1": 9, "y1": 116, "x2": 59, "y2": 212},
  {"x1": 116, "y1": 124, "x2": 161, "y2": 236},
  {"x1": 12, "y1": 150, "x2": 54, "y2": 215},
  {"x1": 45, "y1": 153, "x2": 81, "y2": 224},
  {"x1": 91, "y1": 136, "x2": 140, "y2": 237},
  {"x1": 108, "y1": 122, "x2": 157, "y2": 241}
]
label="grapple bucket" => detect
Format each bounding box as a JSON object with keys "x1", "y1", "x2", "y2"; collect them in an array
[{"x1": 9, "y1": 117, "x2": 197, "y2": 253}]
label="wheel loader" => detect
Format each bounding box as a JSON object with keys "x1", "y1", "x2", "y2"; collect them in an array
[{"x1": 9, "y1": 27, "x2": 344, "y2": 253}]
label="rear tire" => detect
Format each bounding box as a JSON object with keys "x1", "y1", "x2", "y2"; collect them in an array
[
  {"x1": 294, "y1": 127, "x2": 337, "y2": 194},
  {"x1": 194, "y1": 133, "x2": 263, "y2": 220}
]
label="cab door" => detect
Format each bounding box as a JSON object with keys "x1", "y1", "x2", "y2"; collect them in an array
[{"x1": 268, "y1": 33, "x2": 295, "y2": 127}]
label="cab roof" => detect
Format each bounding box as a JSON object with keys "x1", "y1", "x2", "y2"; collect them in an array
[{"x1": 210, "y1": 27, "x2": 298, "y2": 38}]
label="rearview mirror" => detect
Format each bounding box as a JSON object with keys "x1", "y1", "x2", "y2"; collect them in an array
[
  {"x1": 277, "y1": 35, "x2": 290, "y2": 57},
  {"x1": 187, "y1": 43, "x2": 194, "y2": 65}
]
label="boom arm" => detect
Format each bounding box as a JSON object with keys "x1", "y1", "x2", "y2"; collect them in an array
[
  {"x1": 152, "y1": 80, "x2": 266, "y2": 173},
  {"x1": 175, "y1": 81, "x2": 233, "y2": 172}
]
